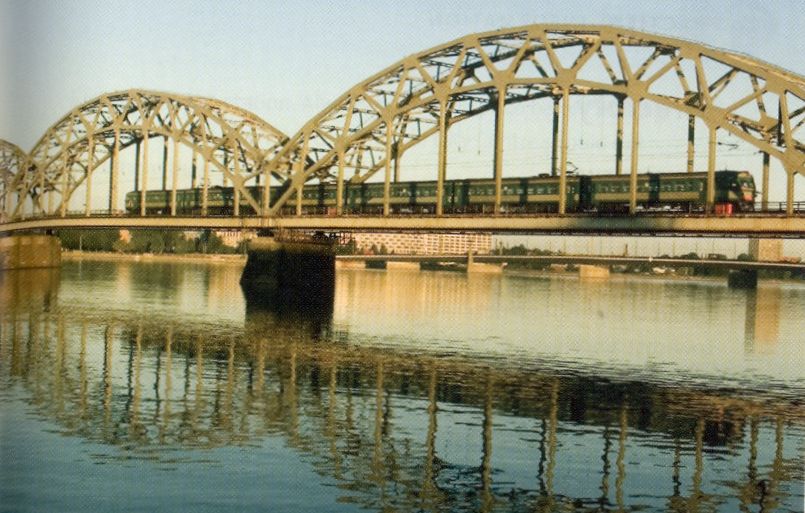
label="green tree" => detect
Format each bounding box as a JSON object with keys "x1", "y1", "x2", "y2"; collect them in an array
[{"x1": 58, "y1": 229, "x2": 120, "y2": 251}]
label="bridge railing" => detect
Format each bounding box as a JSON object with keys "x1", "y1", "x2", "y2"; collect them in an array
[{"x1": 756, "y1": 202, "x2": 805, "y2": 214}]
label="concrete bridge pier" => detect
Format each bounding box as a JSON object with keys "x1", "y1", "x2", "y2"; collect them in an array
[
  {"x1": 0, "y1": 234, "x2": 61, "y2": 270},
  {"x1": 727, "y1": 270, "x2": 758, "y2": 289},
  {"x1": 578, "y1": 264, "x2": 610, "y2": 280},
  {"x1": 240, "y1": 236, "x2": 336, "y2": 308},
  {"x1": 466, "y1": 251, "x2": 503, "y2": 274}
]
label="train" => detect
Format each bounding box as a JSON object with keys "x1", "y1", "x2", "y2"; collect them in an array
[{"x1": 125, "y1": 170, "x2": 756, "y2": 216}]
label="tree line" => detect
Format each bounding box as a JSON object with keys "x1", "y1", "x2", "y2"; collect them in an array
[{"x1": 58, "y1": 229, "x2": 243, "y2": 254}]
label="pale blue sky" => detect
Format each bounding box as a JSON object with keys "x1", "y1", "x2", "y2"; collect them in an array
[{"x1": 1, "y1": 0, "x2": 802, "y2": 149}]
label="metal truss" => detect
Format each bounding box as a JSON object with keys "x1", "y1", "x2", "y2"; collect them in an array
[
  {"x1": 0, "y1": 139, "x2": 27, "y2": 220},
  {"x1": 2, "y1": 25, "x2": 804, "y2": 223},
  {"x1": 264, "y1": 24, "x2": 805, "y2": 216},
  {"x1": 11, "y1": 90, "x2": 287, "y2": 219}
]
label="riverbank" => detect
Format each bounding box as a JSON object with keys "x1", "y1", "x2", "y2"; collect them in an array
[{"x1": 61, "y1": 250, "x2": 246, "y2": 264}]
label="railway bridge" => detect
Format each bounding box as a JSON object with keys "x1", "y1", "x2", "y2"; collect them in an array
[{"x1": 1, "y1": 24, "x2": 804, "y2": 280}]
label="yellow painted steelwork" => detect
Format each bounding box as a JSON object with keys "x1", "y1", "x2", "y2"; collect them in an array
[
  {"x1": 9, "y1": 90, "x2": 287, "y2": 220},
  {"x1": 1, "y1": 25, "x2": 804, "y2": 225},
  {"x1": 263, "y1": 24, "x2": 805, "y2": 216}
]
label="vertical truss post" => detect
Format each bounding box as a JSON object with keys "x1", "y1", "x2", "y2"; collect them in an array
[
  {"x1": 46, "y1": 167, "x2": 54, "y2": 215},
  {"x1": 393, "y1": 142, "x2": 401, "y2": 183},
  {"x1": 615, "y1": 96, "x2": 624, "y2": 175},
  {"x1": 295, "y1": 172, "x2": 303, "y2": 216},
  {"x1": 383, "y1": 121, "x2": 393, "y2": 216},
  {"x1": 707, "y1": 125, "x2": 716, "y2": 212},
  {"x1": 493, "y1": 88, "x2": 505, "y2": 215},
  {"x1": 551, "y1": 96, "x2": 560, "y2": 176},
  {"x1": 687, "y1": 115, "x2": 695, "y2": 173},
  {"x1": 786, "y1": 170, "x2": 794, "y2": 216},
  {"x1": 200, "y1": 122, "x2": 209, "y2": 216},
  {"x1": 222, "y1": 152, "x2": 229, "y2": 188},
  {"x1": 233, "y1": 146, "x2": 241, "y2": 217},
  {"x1": 85, "y1": 137, "x2": 94, "y2": 216},
  {"x1": 201, "y1": 153, "x2": 210, "y2": 216},
  {"x1": 559, "y1": 90, "x2": 569, "y2": 215},
  {"x1": 59, "y1": 169, "x2": 67, "y2": 217},
  {"x1": 761, "y1": 151, "x2": 769, "y2": 210},
  {"x1": 171, "y1": 136, "x2": 179, "y2": 216},
  {"x1": 336, "y1": 152, "x2": 345, "y2": 215},
  {"x1": 111, "y1": 127, "x2": 120, "y2": 213},
  {"x1": 436, "y1": 98, "x2": 448, "y2": 217},
  {"x1": 108, "y1": 154, "x2": 113, "y2": 212},
  {"x1": 38, "y1": 168, "x2": 45, "y2": 215},
  {"x1": 261, "y1": 164, "x2": 271, "y2": 217},
  {"x1": 134, "y1": 139, "x2": 141, "y2": 193},
  {"x1": 140, "y1": 132, "x2": 149, "y2": 216},
  {"x1": 191, "y1": 149, "x2": 198, "y2": 189},
  {"x1": 296, "y1": 134, "x2": 309, "y2": 217},
  {"x1": 59, "y1": 129, "x2": 74, "y2": 217},
  {"x1": 161, "y1": 137, "x2": 168, "y2": 191},
  {"x1": 629, "y1": 98, "x2": 640, "y2": 214}
]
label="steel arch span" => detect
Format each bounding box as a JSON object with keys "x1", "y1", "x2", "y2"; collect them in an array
[
  {"x1": 12, "y1": 89, "x2": 288, "y2": 220},
  {"x1": 0, "y1": 139, "x2": 27, "y2": 220},
  {"x1": 264, "y1": 24, "x2": 805, "y2": 216}
]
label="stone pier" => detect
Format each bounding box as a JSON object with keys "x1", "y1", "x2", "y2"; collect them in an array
[
  {"x1": 466, "y1": 251, "x2": 503, "y2": 274},
  {"x1": 240, "y1": 236, "x2": 335, "y2": 307},
  {"x1": 728, "y1": 270, "x2": 758, "y2": 289},
  {"x1": 578, "y1": 264, "x2": 610, "y2": 280},
  {"x1": 0, "y1": 235, "x2": 61, "y2": 270}
]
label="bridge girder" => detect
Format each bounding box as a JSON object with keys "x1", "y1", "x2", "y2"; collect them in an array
[
  {"x1": 264, "y1": 24, "x2": 805, "y2": 215},
  {"x1": 15, "y1": 90, "x2": 288, "y2": 218}
]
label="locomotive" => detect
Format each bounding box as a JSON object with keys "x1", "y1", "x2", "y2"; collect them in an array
[{"x1": 125, "y1": 170, "x2": 756, "y2": 215}]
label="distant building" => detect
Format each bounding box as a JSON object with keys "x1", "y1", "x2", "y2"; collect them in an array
[
  {"x1": 351, "y1": 232, "x2": 493, "y2": 255},
  {"x1": 214, "y1": 230, "x2": 257, "y2": 247}
]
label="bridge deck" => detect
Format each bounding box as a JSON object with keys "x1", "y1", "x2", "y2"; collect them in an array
[{"x1": 339, "y1": 254, "x2": 804, "y2": 272}]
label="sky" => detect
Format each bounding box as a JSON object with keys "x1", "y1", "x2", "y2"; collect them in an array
[
  {"x1": 1, "y1": 0, "x2": 803, "y2": 256},
  {"x1": 1, "y1": 0, "x2": 802, "y2": 150}
]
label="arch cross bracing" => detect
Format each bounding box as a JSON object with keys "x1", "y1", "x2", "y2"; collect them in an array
[
  {"x1": 15, "y1": 90, "x2": 288, "y2": 219},
  {"x1": 0, "y1": 139, "x2": 28, "y2": 219},
  {"x1": 265, "y1": 24, "x2": 805, "y2": 216}
]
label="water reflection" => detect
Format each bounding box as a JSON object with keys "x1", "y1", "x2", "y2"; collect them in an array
[
  {"x1": 744, "y1": 287, "x2": 782, "y2": 352},
  {"x1": 0, "y1": 265, "x2": 803, "y2": 512}
]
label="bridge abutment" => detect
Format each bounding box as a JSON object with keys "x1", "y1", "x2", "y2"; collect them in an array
[
  {"x1": 0, "y1": 235, "x2": 61, "y2": 270},
  {"x1": 240, "y1": 236, "x2": 335, "y2": 306}
]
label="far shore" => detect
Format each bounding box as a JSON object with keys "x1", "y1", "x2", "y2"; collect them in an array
[
  {"x1": 59, "y1": 250, "x2": 803, "y2": 287},
  {"x1": 61, "y1": 250, "x2": 246, "y2": 264}
]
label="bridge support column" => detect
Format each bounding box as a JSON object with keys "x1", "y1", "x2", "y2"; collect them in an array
[
  {"x1": 240, "y1": 236, "x2": 335, "y2": 306},
  {"x1": 578, "y1": 264, "x2": 610, "y2": 280},
  {"x1": 728, "y1": 270, "x2": 758, "y2": 289},
  {"x1": 466, "y1": 251, "x2": 503, "y2": 274},
  {"x1": 748, "y1": 239, "x2": 782, "y2": 262},
  {"x1": 0, "y1": 235, "x2": 61, "y2": 270}
]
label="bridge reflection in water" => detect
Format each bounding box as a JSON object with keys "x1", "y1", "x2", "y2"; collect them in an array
[{"x1": 1, "y1": 268, "x2": 803, "y2": 512}]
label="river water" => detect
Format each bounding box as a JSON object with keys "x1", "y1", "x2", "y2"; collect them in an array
[{"x1": 0, "y1": 260, "x2": 803, "y2": 512}]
